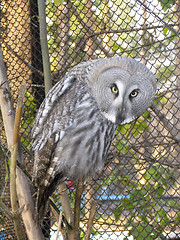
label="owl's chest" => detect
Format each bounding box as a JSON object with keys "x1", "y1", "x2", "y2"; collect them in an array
[{"x1": 56, "y1": 102, "x2": 117, "y2": 179}]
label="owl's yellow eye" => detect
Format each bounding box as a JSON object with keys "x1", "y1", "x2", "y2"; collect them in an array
[
  {"x1": 111, "y1": 85, "x2": 119, "y2": 95},
  {"x1": 130, "y1": 90, "x2": 138, "y2": 98}
]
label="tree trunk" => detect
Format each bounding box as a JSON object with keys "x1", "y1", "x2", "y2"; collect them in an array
[{"x1": 30, "y1": 0, "x2": 45, "y2": 108}]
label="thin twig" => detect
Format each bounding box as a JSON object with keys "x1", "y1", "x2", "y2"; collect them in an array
[
  {"x1": 16, "y1": 164, "x2": 74, "y2": 231},
  {"x1": 129, "y1": 146, "x2": 180, "y2": 168},
  {"x1": 0, "y1": 200, "x2": 14, "y2": 219},
  {"x1": 83, "y1": 23, "x2": 180, "y2": 40}
]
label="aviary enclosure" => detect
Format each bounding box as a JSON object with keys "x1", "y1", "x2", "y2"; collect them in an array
[{"x1": 0, "y1": 0, "x2": 179, "y2": 239}]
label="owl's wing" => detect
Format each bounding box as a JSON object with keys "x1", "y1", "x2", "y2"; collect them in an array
[
  {"x1": 32, "y1": 74, "x2": 77, "y2": 151},
  {"x1": 32, "y1": 72, "x2": 87, "y2": 220}
]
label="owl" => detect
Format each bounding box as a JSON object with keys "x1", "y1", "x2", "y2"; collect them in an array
[{"x1": 32, "y1": 57, "x2": 157, "y2": 220}]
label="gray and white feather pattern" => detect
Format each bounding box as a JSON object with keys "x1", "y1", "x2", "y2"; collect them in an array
[{"x1": 32, "y1": 56, "x2": 157, "y2": 220}]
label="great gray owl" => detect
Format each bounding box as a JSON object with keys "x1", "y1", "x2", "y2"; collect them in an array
[{"x1": 32, "y1": 56, "x2": 156, "y2": 220}]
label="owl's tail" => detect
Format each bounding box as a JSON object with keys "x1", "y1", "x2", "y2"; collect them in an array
[
  {"x1": 35, "y1": 186, "x2": 50, "y2": 223},
  {"x1": 34, "y1": 172, "x2": 64, "y2": 223}
]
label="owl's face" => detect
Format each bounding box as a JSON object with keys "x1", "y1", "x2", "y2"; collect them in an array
[{"x1": 94, "y1": 67, "x2": 156, "y2": 125}]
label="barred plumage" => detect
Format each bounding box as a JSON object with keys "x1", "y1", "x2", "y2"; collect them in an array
[{"x1": 32, "y1": 57, "x2": 157, "y2": 220}]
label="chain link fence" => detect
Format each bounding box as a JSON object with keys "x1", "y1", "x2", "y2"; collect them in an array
[{"x1": 0, "y1": 0, "x2": 180, "y2": 239}]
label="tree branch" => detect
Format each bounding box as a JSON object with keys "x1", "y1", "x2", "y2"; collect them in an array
[
  {"x1": 0, "y1": 36, "x2": 44, "y2": 78},
  {"x1": 73, "y1": 179, "x2": 84, "y2": 237},
  {"x1": 151, "y1": 103, "x2": 180, "y2": 142},
  {"x1": 68, "y1": 1, "x2": 112, "y2": 58},
  {"x1": 83, "y1": 23, "x2": 180, "y2": 40},
  {"x1": 136, "y1": 0, "x2": 179, "y2": 37},
  {"x1": 10, "y1": 84, "x2": 26, "y2": 240},
  {"x1": 58, "y1": 183, "x2": 73, "y2": 226},
  {"x1": 0, "y1": 47, "x2": 44, "y2": 240},
  {"x1": 0, "y1": 200, "x2": 14, "y2": 219},
  {"x1": 84, "y1": 201, "x2": 97, "y2": 240}
]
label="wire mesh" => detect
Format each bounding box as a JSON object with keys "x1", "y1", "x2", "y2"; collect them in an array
[{"x1": 0, "y1": 0, "x2": 179, "y2": 239}]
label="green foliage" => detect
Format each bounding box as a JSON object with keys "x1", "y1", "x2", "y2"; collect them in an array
[
  {"x1": 156, "y1": 64, "x2": 175, "y2": 82},
  {"x1": 52, "y1": 186, "x2": 76, "y2": 210},
  {"x1": 48, "y1": 0, "x2": 64, "y2": 5},
  {"x1": 0, "y1": 144, "x2": 10, "y2": 198},
  {"x1": 127, "y1": 222, "x2": 161, "y2": 240},
  {"x1": 21, "y1": 91, "x2": 36, "y2": 148},
  {"x1": 114, "y1": 113, "x2": 178, "y2": 239},
  {"x1": 162, "y1": 27, "x2": 176, "y2": 40},
  {"x1": 80, "y1": 228, "x2": 100, "y2": 239},
  {"x1": 115, "y1": 113, "x2": 151, "y2": 158},
  {"x1": 114, "y1": 163, "x2": 179, "y2": 239},
  {"x1": 158, "y1": 0, "x2": 176, "y2": 11},
  {"x1": 42, "y1": 2, "x2": 180, "y2": 238},
  {"x1": 46, "y1": 0, "x2": 142, "y2": 72}
]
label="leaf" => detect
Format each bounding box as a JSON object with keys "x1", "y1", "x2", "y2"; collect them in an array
[
  {"x1": 163, "y1": 27, "x2": 168, "y2": 35},
  {"x1": 157, "y1": 186, "x2": 164, "y2": 197},
  {"x1": 121, "y1": 175, "x2": 130, "y2": 185},
  {"x1": 112, "y1": 43, "x2": 125, "y2": 52},
  {"x1": 118, "y1": 123, "x2": 131, "y2": 136},
  {"x1": 143, "y1": 110, "x2": 151, "y2": 120},
  {"x1": 114, "y1": 204, "x2": 123, "y2": 221},
  {"x1": 112, "y1": 43, "x2": 119, "y2": 51},
  {"x1": 131, "y1": 118, "x2": 149, "y2": 137},
  {"x1": 175, "y1": 212, "x2": 180, "y2": 223},
  {"x1": 158, "y1": 209, "x2": 170, "y2": 226},
  {"x1": 149, "y1": 167, "x2": 156, "y2": 175},
  {"x1": 48, "y1": 0, "x2": 64, "y2": 5},
  {"x1": 158, "y1": 0, "x2": 175, "y2": 11},
  {"x1": 116, "y1": 139, "x2": 129, "y2": 154},
  {"x1": 5, "y1": 172, "x2": 9, "y2": 182},
  {"x1": 129, "y1": 222, "x2": 158, "y2": 240},
  {"x1": 8, "y1": 159, "x2": 11, "y2": 168},
  {"x1": 132, "y1": 129, "x2": 140, "y2": 137}
]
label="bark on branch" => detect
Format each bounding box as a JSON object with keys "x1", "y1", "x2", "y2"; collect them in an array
[
  {"x1": 58, "y1": 183, "x2": 73, "y2": 226},
  {"x1": 73, "y1": 179, "x2": 84, "y2": 239},
  {"x1": 84, "y1": 201, "x2": 97, "y2": 240},
  {"x1": 10, "y1": 84, "x2": 26, "y2": 240}
]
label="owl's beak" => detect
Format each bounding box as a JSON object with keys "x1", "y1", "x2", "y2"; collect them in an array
[
  {"x1": 118, "y1": 98, "x2": 124, "y2": 113},
  {"x1": 116, "y1": 105, "x2": 126, "y2": 124}
]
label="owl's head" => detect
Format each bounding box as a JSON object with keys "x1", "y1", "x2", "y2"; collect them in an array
[{"x1": 87, "y1": 57, "x2": 157, "y2": 125}]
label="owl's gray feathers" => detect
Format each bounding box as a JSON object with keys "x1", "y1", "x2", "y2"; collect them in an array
[
  {"x1": 32, "y1": 56, "x2": 156, "y2": 221},
  {"x1": 32, "y1": 75, "x2": 76, "y2": 150}
]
